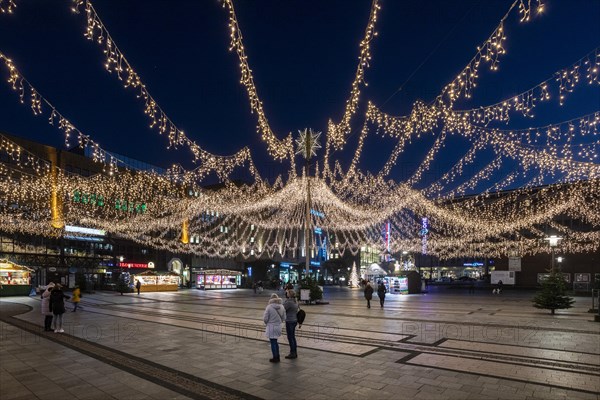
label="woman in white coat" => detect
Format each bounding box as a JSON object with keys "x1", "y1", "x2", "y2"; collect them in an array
[
  {"x1": 41, "y1": 282, "x2": 55, "y2": 332},
  {"x1": 263, "y1": 293, "x2": 286, "y2": 363}
]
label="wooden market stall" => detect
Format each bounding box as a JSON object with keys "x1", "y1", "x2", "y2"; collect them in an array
[
  {"x1": 0, "y1": 259, "x2": 34, "y2": 296},
  {"x1": 196, "y1": 269, "x2": 241, "y2": 290},
  {"x1": 132, "y1": 270, "x2": 179, "y2": 292}
]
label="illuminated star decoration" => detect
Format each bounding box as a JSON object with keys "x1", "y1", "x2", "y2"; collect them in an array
[{"x1": 295, "y1": 128, "x2": 321, "y2": 160}]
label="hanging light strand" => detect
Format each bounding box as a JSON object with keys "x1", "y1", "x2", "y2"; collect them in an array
[
  {"x1": 327, "y1": 0, "x2": 381, "y2": 150},
  {"x1": 220, "y1": 0, "x2": 294, "y2": 161},
  {"x1": 0, "y1": 0, "x2": 16, "y2": 14},
  {"x1": 70, "y1": 0, "x2": 261, "y2": 177}
]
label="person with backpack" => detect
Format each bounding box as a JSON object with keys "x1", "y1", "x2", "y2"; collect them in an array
[
  {"x1": 283, "y1": 289, "x2": 299, "y2": 359},
  {"x1": 49, "y1": 284, "x2": 70, "y2": 333},
  {"x1": 263, "y1": 293, "x2": 286, "y2": 363},
  {"x1": 377, "y1": 281, "x2": 387, "y2": 308},
  {"x1": 364, "y1": 281, "x2": 374, "y2": 308}
]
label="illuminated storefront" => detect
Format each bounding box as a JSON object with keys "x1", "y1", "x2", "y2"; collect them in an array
[
  {"x1": 132, "y1": 270, "x2": 179, "y2": 292},
  {"x1": 197, "y1": 269, "x2": 241, "y2": 290},
  {"x1": 279, "y1": 262, "x2": 299, "y2": 284}
]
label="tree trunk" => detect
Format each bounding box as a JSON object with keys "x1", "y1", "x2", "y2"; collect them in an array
[{"x1": 551, "y1": 309, "x2": 555, "y2": 315}]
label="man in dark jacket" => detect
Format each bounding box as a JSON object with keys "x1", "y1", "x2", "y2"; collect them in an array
[
  {"x1": 377, "y1": 281, "x2": 387, "y2": 308},
  {"x1": 364, "y1": 281, "x2": 374, "y2": 308}
]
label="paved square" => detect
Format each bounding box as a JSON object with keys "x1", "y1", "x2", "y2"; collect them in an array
[{"x1": 1, "y1": 287, "x2": 599, "y2": 399}]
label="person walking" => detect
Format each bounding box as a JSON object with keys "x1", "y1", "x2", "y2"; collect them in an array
[
  {"x1": 41, "y1": 282, "x2": 55, "y2": 331},
  {"x1": 263, "y1": 293, "x2": 286, "y2": 363},
  {"x1": 364, "y1": 281, "x2": 374, "y2": 308},
  {"x1": 136, "y1": 279, "x2": 141, "y2": 295},
  {"x1": 72, "y1": 285, "x2": 81, "y2": 311},
  {"x1": 377, "y1": 281, "x2": 387, "y2": 308},
  {"x1": 49, "y1": 284, "x2": 70, "y2": 333},
  {"x1": 283, "y1": 289, "x2": 299, "y2": 359}
]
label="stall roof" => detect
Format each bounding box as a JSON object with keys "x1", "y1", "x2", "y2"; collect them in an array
[{"x1": 0, "y1": 259, "x2": 35, "y2": 272}]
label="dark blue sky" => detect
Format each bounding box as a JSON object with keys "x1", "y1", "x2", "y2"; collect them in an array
[{"x1": 0, "y1": 0, "x2": 598, "y2": 184}]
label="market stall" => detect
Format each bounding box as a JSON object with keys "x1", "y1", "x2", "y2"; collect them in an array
[
  {"x1": 132, "y1": 270, "x2": 179, "y2": 292},
  {"x1": 384, "y1": 276, "x2": 409, "y2": 294},
  {"x1": 0, "y1": 260, "x2": 34, "y2": 296},
  {"x1": 197, "y1": 269, "x2": 241, "y2": 290}
]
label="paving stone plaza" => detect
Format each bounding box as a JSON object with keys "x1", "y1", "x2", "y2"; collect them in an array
[{"x1": 1, "y1": 287, "x2": 599, "y2": 400}]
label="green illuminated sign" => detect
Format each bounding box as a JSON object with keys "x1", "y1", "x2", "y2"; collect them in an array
[
  {"x1": 72, "y1": 190, "x2": 147, "y2": 214},
  {"x1": 72, "y1": 190, "x2": 104, "y2": 207}
]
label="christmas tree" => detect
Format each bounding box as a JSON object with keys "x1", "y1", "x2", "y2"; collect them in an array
[
  {"x1": 115, "y1": 273, "x2": 130, "y2": 295},
  {"x1": 532, "y1": 270, "x2": 574, "y2": 315},
  {"x1": 349, "y1": 262, "x2": 359, "y2": 288}
]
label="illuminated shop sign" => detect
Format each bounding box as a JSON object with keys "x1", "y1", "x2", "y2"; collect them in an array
[
  {"x1": 463, "y1": 262, "x2": 484, "y2": 267},
  {"x1": 310, "y1": 261, "x2": 321, "y2": 266},
  {"x1": 72, "y1": 191, "x2": 105, "y2": 207},
  {"x1": 310, "y1": 209, "x2": 325, "y2": 218},
  {"x1": 118, "y1": 262, "x2": 149, "y2": 268},
  {"x1": 65, "y1": 225, "x2": 106, "y2": 236},
  {"x1": 72, "y1": 190, "x2": 147, "y2": 214},
  {"x1": 314, "y1": 227, "x2": 322, "y2": 234}
]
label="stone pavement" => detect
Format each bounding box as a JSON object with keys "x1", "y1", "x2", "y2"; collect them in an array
[{"x1": 1, "y1": 286, "x2": 599, "y2": 400}]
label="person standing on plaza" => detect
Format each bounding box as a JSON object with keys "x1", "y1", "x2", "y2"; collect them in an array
[
  {"x1": 136, "y1": 279, "x2": 141, "y2": 295},
  {"x1": 49, "y1": 284, "x2": 70, "y2": 333},
  {"x1": 41, "y1": 282, "x2": 55, "y2": 331},
  {"x1": 72, "y1": 285, "x2": 81, "y2": 311},
  {"x1": 283, "y1": 289, "x2": 299, "y2": 359},
  {"x1": 364, "y1": 281, "x2": 374, "y2": 308},
  {"x1": 263, "y1": 293, "x2": 286, "y2": 363},
  {"x1": 377, "y1": 281, "x2": 387, "y2": 308}
]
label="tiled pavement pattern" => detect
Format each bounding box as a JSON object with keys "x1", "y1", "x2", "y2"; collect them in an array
[
  {"x1": 0, "y1": 321, "x2": 193, "y2": 400},
  {"x1": 1, "y1": 286, "x2": 599, "y2": 400}
]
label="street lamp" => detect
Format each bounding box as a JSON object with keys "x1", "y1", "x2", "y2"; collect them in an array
[{"x1": 544, "y1": 235, "x2": 562, "y2": 272}]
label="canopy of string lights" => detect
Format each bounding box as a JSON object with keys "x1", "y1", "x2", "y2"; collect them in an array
[{"x1": 0, "y1": 0, "x2": 598, "y2": 260}]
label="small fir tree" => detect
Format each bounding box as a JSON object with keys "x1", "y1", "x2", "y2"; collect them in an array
[
  {"x1": 299, "y1": 276, "x2": 323, "y2": 302},
  {"x1": 115, "y1": 273, "x2": 130, "y2": 295},
  {"x1": 532, "y1": 270, "x2": 574, "y2": 315},
  {"x1": 349, "y1": 262, "x2": 359, "y2": 288}
]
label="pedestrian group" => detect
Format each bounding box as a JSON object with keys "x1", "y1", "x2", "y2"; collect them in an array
[{"x1": 41, "y1": 282, "x2": 72, "y2": 333}]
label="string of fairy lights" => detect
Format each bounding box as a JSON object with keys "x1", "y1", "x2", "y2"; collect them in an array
[
  {"x1": 0, "y1": 0, "x2": 16, "y2": 14},
  {"x1": 0, "y1": 0, "x2": 598, "y2": 260},
  {"x1": 327, "y1": 0, "x2": 381, "y2": 151},
  {"x1": 70, "y1": 0, "x2": 261, "y2": 181}
]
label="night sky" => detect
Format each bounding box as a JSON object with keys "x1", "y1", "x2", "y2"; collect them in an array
[{"x1": 0, "y1": 0, "x2": 598, "y2": 185}]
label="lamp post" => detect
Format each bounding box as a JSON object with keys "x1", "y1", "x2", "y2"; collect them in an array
[{"x1": 544, "y1": 235, "x2": 562, "y2": 273}]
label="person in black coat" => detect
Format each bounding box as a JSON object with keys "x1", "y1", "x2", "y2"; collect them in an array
[
  {"x1": 364, "y1": 281, "x2": 374, "y2": 308},
  {"x1": 377, "y1": 281, "x2": 387, "y2": 308},
  {"x1": 49, "y1": 285, "x2": 70, "y2": 333}
]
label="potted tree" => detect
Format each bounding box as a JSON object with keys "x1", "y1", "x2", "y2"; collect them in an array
[{"x1": 532, "y1": 270, "x2": 574, "y2": 315}]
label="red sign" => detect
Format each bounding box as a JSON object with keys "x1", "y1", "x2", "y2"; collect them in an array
[{"x1": 118, "y1": 262, "x2": 148, "y2": 269}]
